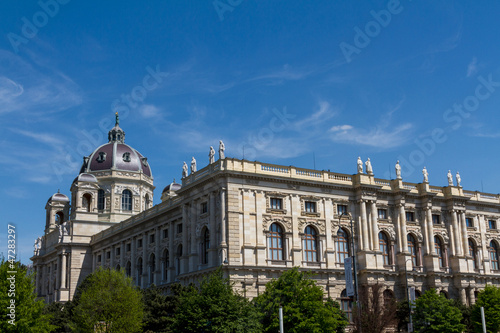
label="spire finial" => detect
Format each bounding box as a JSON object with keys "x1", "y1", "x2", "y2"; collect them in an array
[
  {"x1": 115, "y1": 112, "x2": 119, "y2": 126},
  {"x1": 57, "y1": 189, "x2": 60, "y2": 193}
]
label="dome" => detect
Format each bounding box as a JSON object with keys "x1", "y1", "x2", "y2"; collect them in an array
[
  {"x1": 79, "y1": 113, "x2": 152, "y2": 178},
  {"x1": 162, "y1": 180, "x2": 181, "y2": 193},
  {"x1": 73, "y1": 173, "x2": 98, "y2": 184},
  {"x1": 47, "y1": 191, "x2": 69, "y2": 203}
]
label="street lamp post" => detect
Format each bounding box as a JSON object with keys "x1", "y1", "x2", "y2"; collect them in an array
[
  {"x1": 404, "y1": 259, "x2": 414, "y2": 332},
  {"x1": 340, "y1": 213, "x2": 359, "y2": 318}
]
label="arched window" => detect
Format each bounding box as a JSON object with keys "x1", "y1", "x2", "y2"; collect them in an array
[
  {"x1": 435, "y1": 236, "x2": 444, "y2": 268},
  {"x1": 125, "y1": 261, "x2": 131, "y2": 277},
  {"x1": 136, "y1": 257, "x2": 143, "y2": 286},
  {"x1": 122, "y1": 190, "x2": 132, "y2": 211},
  {"x1": 269, "y1": 223, "x2": 284, "y2": 261},
  {"x1": 379, "y1": 232, "x2": 390, "y2": 265},
  {"x1": 490, "y1": 241, "x2": 499, "y2": 271},
  {"x1": 337, "y1": 228, "x2": 350, "y2": 264},
  {"x1": 144, "y1": 194, "x2": 150, "y2": 210},
  {"x1": 116, "y1": 264, "x2": 120, "y2": 271},
  {"x1": 407, "y1": 234, "x2": 418, "y2": 267},
  {"x1": 340, "y1": 289, "x2": 353, "y2": 322},
  {"x1": 201, "y1": 228, "x2": 210, "y2": 264},
  {"x1": 468, "y1": 239, "x2": 477, "y2": 270},
  {"x1": 149, "y1": 253, "x2": 155, "y2": 285},
  {"x1": 176, "y1": 245, "x2": 183, "y2": 276},
  {"x1": 55, "y1": 211, "x2": 64, "y2": 225},
  {"x1": 383, "y1": 289, "x2": 395, "y2": 308},
  {"x1": 303, "y1": 226, "x2": 318, "y2": 262},
  {"x1": 98, "y1": 189, "x2": 105, "y2": 210},
  {"x1": 162, "y1": 249, "x2": 169, "y2": 282},
  {"x1": 82, "y1": 193, "x2": 92, "y2": 212}
]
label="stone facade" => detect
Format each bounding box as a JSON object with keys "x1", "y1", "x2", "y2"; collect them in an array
[{"x1": 32, "y1": 122, "x2": 500, "y2": 310}]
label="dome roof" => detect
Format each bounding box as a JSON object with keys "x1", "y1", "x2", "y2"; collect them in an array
[
  {"x1": 162, "y1": 180, "x2": 181, "y2": 193},
  {"x1": 47, "y1": 191, "x2": 69, "y2": 203},
  {"x1": 73, "y1": 173, "x2": 98, "y2": 184},
  {"x1": 79, "y1": 113, "x2": 152, "y2": 178}
]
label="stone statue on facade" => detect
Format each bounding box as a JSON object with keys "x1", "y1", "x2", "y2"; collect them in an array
[
  {"x1": 447, "y1": 170, "x2": 453, "y2": 186},
  {"x1": 456, "y1": 171, "x2": 461, "y2": 187},
  {"x1": 357, "y1": 156, "x2": 363, "y2": 174},
  {"x1": 34, "y1": 237, "x2": 40, "y2": 255},
  {"x1": 365, "y1": 158, "x2": 373, "y2": 175},
  {"x1": 182, "y1": 162, "x2": 188, "y2": 178},
  {"x1": 58, "y1": 221, "x2": 69, "y2": 241},
  {"x1": 209, "y1": 146, "x2": 215, "y2": 164},
  {"x1": 395, "y1": 160, "x2": 402, "y2": 179},
  {"x1": 422, "y1": 167, "x2": 428, "y2": 183},
  {"x1": 191, "y1": 157, "x2": 197, "y2": 173},
  {"x1": 219, "y1": 140, "x2": 225, "y2": 159}
]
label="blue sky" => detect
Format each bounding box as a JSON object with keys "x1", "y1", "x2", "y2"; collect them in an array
[{"x1": 1, "y1": 1, "x2": 500, "y2": 263}]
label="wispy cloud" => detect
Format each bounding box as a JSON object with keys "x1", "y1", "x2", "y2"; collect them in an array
[
  {"x1": 294, "y1": 100, "x2": 338, "y2": 128},
  {"x1": 0, "y1": 50, "x2": 82, "y2": 115},
  {"x1": 467, "y1": 57, "x2": 478, "y2": 78},
  {"x1": 329, "y1": 123, "x2": 413, "y2": 148},
  {"x1": 11, "y1": 129, "x2": 64, "y2": 146},
  {"x1": 139, "y1": 104, "x2": 162, "y2": 119}
]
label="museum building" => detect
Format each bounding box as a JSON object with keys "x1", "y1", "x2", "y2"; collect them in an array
[{"x1": 32, "y1": 117, "x2": 500, "y2": 317}]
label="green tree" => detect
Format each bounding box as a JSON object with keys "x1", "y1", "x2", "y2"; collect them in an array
[
  {"x1": 43, "y1": 301, "x2": 73, "y2": 332},
  {"x1": 70, "y1": 267, "x2": 143, "y2": 332},
  {"x1": 0, "y1": 259, "x2": 55, "y2": 332},
  {"x1": 142, "y1": 284, "x2": 183, "y2": 333},
  {"x1": 172, "y1": 267, "x2": 262, "y2": 332},
  {"x1": 471, "y1": 284, "x2": 500, "y2": 333},
  {"x1": 254, "y1": 267, "x2": 348, "y2": 333},
  {"x1": 413, "y1": 289, "x2": 465, "y2": 333}
]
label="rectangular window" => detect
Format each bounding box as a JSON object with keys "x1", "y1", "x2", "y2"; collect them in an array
[
  {"x1": 432, "y1": 214, "x2": 441, "y2": 224},
  {"x1": 115, "y1": 247, "x2": 121, "y2": 256},
  {"x1": 270, "y1": 198, "x2": 283, "y2": 210},
  {"x1": 106, "y1": 251, "x2": 111, "y2": 259},
  {"x1": 149, "y1": 234, "x2": 155, "y2": 244},
  {"x1": 137, "y1": 239, "x2": 143, "y2": 248},
  {"x1": 163, "y1": 229, "x2": 168, "y2": 239},
  {"x1": 126, "y1": 243, "x2": 131, "y2": 252},
  {"x1": 305, "y1": 201, "x2": 316, "y2": 213},
  {"x1": 378, "y1": 209, "x2": 387, "y2": 219},
  {"x1": 337, "y1": 204, "x2": 348, "y2": 215},
  {"x1": 201, "y1": 202, "x2": 208, "y2": 214},
  {"x1": 489, "y1": 220, "x2": 497, "y2": 230},
  {"x1": 466, "y1": 218, "x2": 473, "y2": 228},
  {"x1": 177, "y1": 224, "x2": 183, "y2": 234},
  {"x1": 406, "y1": 212, "x2": 415, "y2": 222},
  {"x1": 97, "y1": 255, "x2": 102, "y2": 263}
]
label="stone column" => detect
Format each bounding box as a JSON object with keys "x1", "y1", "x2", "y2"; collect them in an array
[
  {"x1": 460, "y1": 288, "x2": 467, "y2": 304},
  {"x1": 56, "y1": 255, "x2": 61, "y2": 291},
  {"x1": 421, "y1": 211, "x2": 429, "y2": 255},
  {"x1": 209, "y1": 191, "x2": 216, "y2": 265},
  {"x1": 468, "y1": 288, "x2": 475, "y2": 306},
  {"x1": 371, "y1": 201, "x2": 379, "y2": 251},
  {"x1": 120, "y1": 241, "x2": 125, "y2": 269},
  {"x1": 360, "y1": 200, "x2": 369, "y2": 251},
  {"x1": 168, "y1": 223, "x2": 174, "y2": 282},
  {"x1": 110, "y1": 245, "x2": 115, "y2": 269},
  {"x1": 190, "y1": 202, "x2": 197, "y2": 272},
  {"x1": 426, "y1": 208, "x2": 435, "y2": 254},
  {"x1": 60, "y1": 252, "x2": 67, "y2": 289},
  {"x1": 182, "y1": 204, "x2": 189, "y2": 273},
  {"x1": 395, "y1": 206, "x2": 403, "y2": 252},
  {"x1": 142, "y1": 234, "x2": 147, "y2": 288},
  {"x1": 400, "y1": 204, "x2": 408, "y2": 251},
  {"x1": 460, "y1": 211, "x2": 468, "y2": 257},
  {"x1": 451, "y1": 210, "x2": 462, "y2": 256},
  {"x1": 155, "y1": 226, "x2": 160, "y2": 283},
  {"x1": 220, "y1": 190, "x2": 227, "y2": 247},
  {"x1": 131, "y1": 237, "x2": 136, "y2": 283}
]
